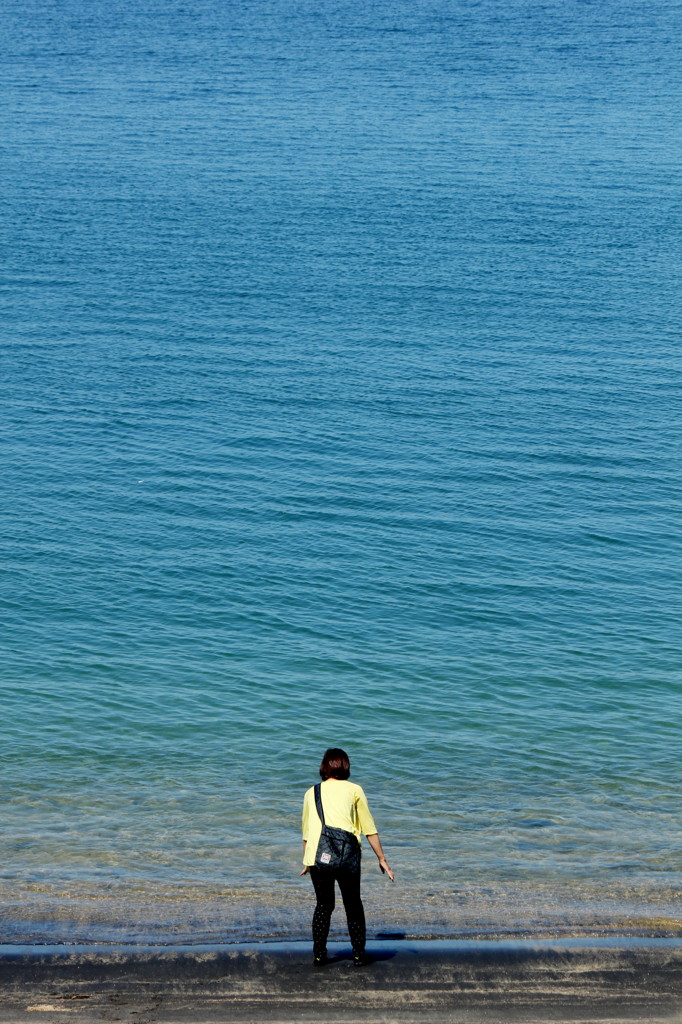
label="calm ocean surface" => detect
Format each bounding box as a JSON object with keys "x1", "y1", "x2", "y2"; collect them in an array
[{"x1": 1, "y1": 0, "x2": 681, "y2": 943}]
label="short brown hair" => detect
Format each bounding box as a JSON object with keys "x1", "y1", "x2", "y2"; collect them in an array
[{"x1": 319, "y1": 748, "x2": 351, "y2": 780}]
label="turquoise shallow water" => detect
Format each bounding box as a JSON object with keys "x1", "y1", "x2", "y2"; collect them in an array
[{"x1": 1, "y1": 0, "x2": 681, "y2": 942}]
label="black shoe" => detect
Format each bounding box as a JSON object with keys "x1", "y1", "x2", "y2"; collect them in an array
[
  {"x1": 353, "y1": 952, "x2": 373, "y2": 968},
  {"x1": 313, "y1": 953, "x2": 330, "y2": 967}
]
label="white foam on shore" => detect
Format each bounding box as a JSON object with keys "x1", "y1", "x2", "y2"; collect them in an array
[{"x1": 2, "y1": 935, "x2": 682, "y2": 960}]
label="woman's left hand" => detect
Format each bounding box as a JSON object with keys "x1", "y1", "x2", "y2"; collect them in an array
[
  {"x1": 299, "y1": 866, "x2": 309, "y2": 876},
  {"x1": 378, "y1": 858, "x2": 395, "y2": 882}
]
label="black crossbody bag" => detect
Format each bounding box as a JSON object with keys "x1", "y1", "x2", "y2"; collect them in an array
[{"x1": 313, "y1": 784, "x2": 361, "y2": 872}]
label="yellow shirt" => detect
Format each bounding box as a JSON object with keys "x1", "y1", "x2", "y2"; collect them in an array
[{"x1": 301, "y1": 779, "x2": 378, "y2": 867}]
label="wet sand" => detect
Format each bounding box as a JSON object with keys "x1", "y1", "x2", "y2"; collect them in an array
[{"x1": 1, "y1": 939, "x2": 680, "y2": 1024}]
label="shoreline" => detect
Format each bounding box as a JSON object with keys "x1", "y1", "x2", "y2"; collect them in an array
[
  {"x1": 2, "y1": 916, "x2": 681, "y2": 946},
  {"x1": 3, "y1": 877, "x2": 681, "y2": 947},
  {"x1": 1, "y1": 938, "x2": 681, "y2": 1024},
  {"x1": 3, "y1": 933, "x2": 682, "y2": 953}
]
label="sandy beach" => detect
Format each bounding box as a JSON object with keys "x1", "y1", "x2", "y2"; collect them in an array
[{"x1": 1, "y1": 938, "x2": 680, "y2": 1024}]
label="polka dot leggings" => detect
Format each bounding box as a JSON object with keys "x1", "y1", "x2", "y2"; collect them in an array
[{"x1": 309, "y1": 865, "x2": 366, "y2": 957}]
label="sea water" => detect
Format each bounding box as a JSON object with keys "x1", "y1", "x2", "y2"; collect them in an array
[{"x1": 1, "y1": 0, "x2": 681, "y2": 943}]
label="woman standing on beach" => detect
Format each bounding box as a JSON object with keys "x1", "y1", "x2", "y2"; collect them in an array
[{"x1": 301, "y1": 748, "x2": 394, "y2": 967}]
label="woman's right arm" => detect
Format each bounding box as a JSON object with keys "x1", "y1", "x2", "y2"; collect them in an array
[{"x1": 300, "y1": 792, "x2": 310, "y2": 875}]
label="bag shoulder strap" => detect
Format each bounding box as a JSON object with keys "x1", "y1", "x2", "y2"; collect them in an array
[{"x1": 314, "y1": 783, "x2": 326, "y2": 827}]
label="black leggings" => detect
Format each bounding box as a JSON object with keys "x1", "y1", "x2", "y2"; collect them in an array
[{"x1": 309, "y1": 865, "x2": 366, "y2": 956}]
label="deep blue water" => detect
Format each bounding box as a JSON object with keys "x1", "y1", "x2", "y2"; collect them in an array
[{"x1": 1, "y1": 0, "x2": 681, "y2": 941}]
